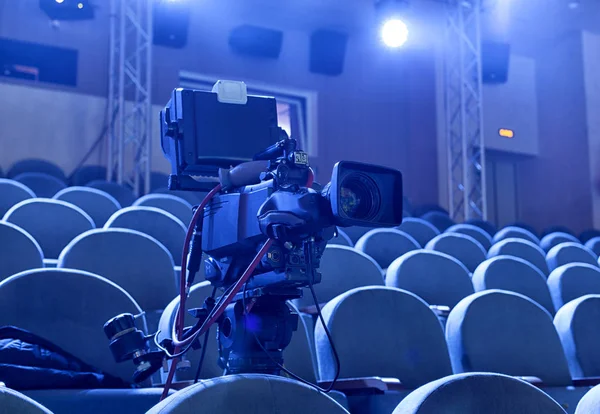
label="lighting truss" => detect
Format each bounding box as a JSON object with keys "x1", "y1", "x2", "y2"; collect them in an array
[
  {"x1": 444, "y1": 0, "x2": 487, "y2": 222},
  {"x1": 107, "y1": 0, "x2": 153, "y2": 196}
]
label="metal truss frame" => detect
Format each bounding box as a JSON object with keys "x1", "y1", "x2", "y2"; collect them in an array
[
  {"x1": 444, "y1": 0, "x2": 487, "y2": 222},
  {"x1": 107, "y1": 0, "x2": 153, "y2": 196}
]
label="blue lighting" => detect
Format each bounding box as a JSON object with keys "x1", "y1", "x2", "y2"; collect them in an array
[{"x1": 381, "y1": 19, "x2": 409, "y2": 48}]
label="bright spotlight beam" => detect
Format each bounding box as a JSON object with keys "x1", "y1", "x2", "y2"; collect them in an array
[{"x1": 381, "y1": 19, "x2": 409, "y2": 48}]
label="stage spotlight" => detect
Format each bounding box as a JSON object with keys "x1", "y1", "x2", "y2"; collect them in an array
[
  {"x1": 381, "y1": 19, "x2": 409, "y2": 48},
  {"x1": 55, "y1": 0, "x2": 64, "y2": 3}
]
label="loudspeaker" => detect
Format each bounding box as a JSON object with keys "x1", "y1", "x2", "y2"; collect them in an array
[
  {"x1": 153, "y1": 1, "x2": 190, "y2": 48},
  {"x1": 482, "y1": 41, "x2": 510, "y2": 84},
  {"x1": 310, "y1": 30, "x2": 348, "y2": 76},
  {"x1": 228, "y1": 25, "x2": 283, "y2": 59}
]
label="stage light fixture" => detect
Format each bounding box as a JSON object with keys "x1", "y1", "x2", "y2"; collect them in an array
[
  {"x1": 55, "y1": 0, "x2": 64, "y2": 3},
  {"x1": 381, "y1": 18, "x2": 409, "y2": 48},
  {"x1": 375, "y1": 0, "x2": 410, "y2": 48}
]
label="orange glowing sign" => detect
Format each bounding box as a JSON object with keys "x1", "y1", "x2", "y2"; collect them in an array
[{"x1": 499, "y1": 128, "x2": 514, "y2": 139}]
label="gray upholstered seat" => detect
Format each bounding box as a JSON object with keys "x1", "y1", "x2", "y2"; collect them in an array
[
  {"x1": 425, "y1": 233, "x2": 486, "y2": 273},
  {"x1": 0, "y1": 268, "x2": 145, "y2": 382},
  {"x1": 420, "y1": 211, "x2": 455, "y2": 233},
  {"x1": 447, "y1": 223, "x2": 493, "y2": 251},
  {"x1": 446, "y1": 290, "x2": 572, "y2": 386},
  {"x1": 293, "y1": 245, "x2": 383, "y2": 309},
  {"x1": 12, "y1": 173, "x2": 66, "y2": 198},
  {"x1": 555, "y1": 295, "x2": 600, "y2": 378},
  {"x1": 146, "y1": 374, "x2": 349, "y2": 414},
  {"x1": 472, "y1": 256, "x2": 555, "y2": 315},
  {"x1": 54, "y1": 186, "x2": 121, "y2": 227},
  {"x1": 133, "y1": 194, "x2": 193, "y2": 226},
  {"x1": 69, "y1": 165, "x2": 107, "y2": 186},
  {"x1": 327, "y1": 228, "x2": 353, "y2": 247},
  {"x1": 541, "y1": 232, "x2": 580, "y2": 253},
  {"x1": 547, "y1": 243, "x2": 598, "y2": 273},
  {"x1": 339, "y1": 226, "x2": 375, "y2": 245},
  {"x1": 547, "y1": 264, "x2": 600, "y2": 311},
  {"x1": 355, "y1": 228, "x2": 419, "y2": 269},
  {"x1": 393, "y1": 372, "x2": 567, "y2": 414},
  {"x1": 0, "y1": 178, "x2": 35, "y2": 217},
  {"x1": 0, "y1": 387, "x2": 53, "y2": 414},
  {"x1": 105, "y1": 206, "x2": 186, "y2": 266},
  {"x1": 0, "y1": 222, "x2": 43, "y2": 283},
  {"x1": 3, "y1": 199, "x2": 95, "y2": 260},
  {"x1": 58, "y1": 228, "x2": 177, "y2": 311},
  {"x1": 86, "y1": 180, "x2": 136, "y2": 207},
  {"x1": 488, "y1": 238, "x2": 550, "y2": 275},
  {"x1": 7, "y1": 159, "x2": 66, "y2": 182},
  {"x1": 397, "y1": 218, "x2": 440, "y2": 247},
  {"x1": 315, "y1": 286, "x2": 452, "y2": 386},
  {"x1": 386, "y1": 250, "x2": 474, "y2": 308},
  {"x1": 584, "y1": 237, "x2": 600, "y2": 257},
  {"x1": 576, "y1": 384, "x2": 600, "y2": 414},
  {"x1": 493, "y1": 226, "x2": 540, "y2": 245},
  {"x1": 465, "y1": 219, "x2": 497, "y2": 237}
]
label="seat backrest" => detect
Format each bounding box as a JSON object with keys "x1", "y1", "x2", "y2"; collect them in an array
[
  {"x1": 420, "y1": 211, "x2": 455, "y2": 232},
  {"x1": 541, "y1": 232, "x2": 580, "y2": 253},
  {"x1": 3, "y1": 199, "x2": 95, "y2": 259},
  {"x1": 327, "y1": 228, "x2": 353, "y2": 247},
  {"x1": 386, "y1": 250, "x2": 474, "y2": 308},
  {"x1": 0, "y1": 222, "x2": 43, "y2": 283},
  {"x1": 355, "y1": 229, "x2": 419, "y2": 269},
  {"x1": 58, "y1": 228, "x2": 177, "y2": 311},
  {"x1": 576, "y1": 383, "x2": 600, "y2": 414},
  {"x1": 104, "y1": 206, "x2": 186, "y2": 266},
  {"x1": 152, "y1": 188, "x2": 207, "y2": 207},
  {"x1": 425, "y1": 233, "x2": 486, "y2": 273},
  {"x1": 554, "y1": 294, "x2": 600, "y2": 378},
  {"x1": 146, "y1": 374, "x2": 349, "y2": 414},
  {"x1": 397, "y1": 218, "x2": 440, "y2": 247},
  {"x1": 0, "y1": 178, "x2": 35, "y2": 217},
  {"x1": 8, "y1": 159, "x2": 66, "y2": 182},
  {"x1": 472, "y1": 256, "x2": 554, "y2": 315},
  {"x1": 0, "y1": 268, "x2": 145, "y2": 381},
  {"x1": 69, "y1": 165, "x2": 107, "y2": 186},
  {"x1": 13, "y1": 173, "x2": 67, "y2": 198},
  {"x1": 465, "y1": 219, "x2": 497, "y2": 237},
  {"x1": 547, "y1": 263, "x2": 600, "y2": 311},
  {"x1": 0, "y1": 387, "x2": 53, "y2": 414},
  {"x1": 315, "y1": 286, "x2": 452, "y2": 387},
  {"x1": 546, "y1": 242, "x2": 598, "y2": 272},
  {"x1": 393, "y1": 372, "x2": 567, "y2": 414},
  {"x1": 493, "y1": 226, "x2": 540, "y2": 245},
  {"x1": 337, "y1": 226, "x2": 374, "y2": 245},
  {"x1": 293, "y1": 245, "x2": 384, "y2": 309},
  {"x1": 584, "y1": 237, "x2": 600, "y2": 257},
  {"x1": 53, "y1": 186, "x2": 121, "y2": 227},
  {"x1": 86, "y1": 180, "x2": 136, "y2": 207},
  {"x1": 580, "y1": 229, "x2": 600, "y2": 244},
  {"x1": 133, "y1": 194, "x2": 193, "y2": 226},
  {"x1": 446, "y1": 223, "x2": 493, "y2": 251},
  {"x1": 445, "y1": 290, "x2": 572, "y2": 386},
  {"x1": 488, "y1": 238, "x2": 549, "y2": 275}
]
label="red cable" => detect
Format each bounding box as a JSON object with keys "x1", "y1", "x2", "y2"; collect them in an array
[{"x1": 306, "y1": 167, "x2": 314, "y2": 188}]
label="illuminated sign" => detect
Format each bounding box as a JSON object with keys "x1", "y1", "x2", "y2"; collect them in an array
[{"x1": 499, "y1": 128, "x2": 514, "y2": 138}]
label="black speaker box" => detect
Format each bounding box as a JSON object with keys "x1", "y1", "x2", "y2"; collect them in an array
[
  {"x1": 310, "y1": 30, "x2": 348, "y2": 76},
  {"x1": 153, "y1": 1, "x2": 190, "y2": 49},
  {"x1": 482, "y1": 41, "x2": 510, "y2": 84},
  {"x1": 228, "y1": 25, "x2": 283, "y2": 59}
]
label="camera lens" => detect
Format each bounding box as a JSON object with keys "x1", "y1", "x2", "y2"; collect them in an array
[{"x1": 339, "y1": 173, "x2": 380, "y2": 221}]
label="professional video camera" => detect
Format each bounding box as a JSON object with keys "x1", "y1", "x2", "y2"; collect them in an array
[{"x1": 104, "y1": 81, "x2": 403, "y2": 390}]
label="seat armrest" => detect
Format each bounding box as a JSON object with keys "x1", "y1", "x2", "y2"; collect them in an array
[{"x1": 572, "y1": 377, "x2": 600, "y2": 387}]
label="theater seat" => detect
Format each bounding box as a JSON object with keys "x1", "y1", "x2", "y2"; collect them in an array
[
  {"x1": 465, "y1": 219, "x2": 497, "y2": 237},
  {"x1": 7, "y1": 159, "x2": 66, "y2": 182},
  {"x1": 134, "y1": 194, "x2": 193, "y2": 226},
  {"x1": 3, "y1": 199, "x2": 95, "y2": 262},
  {"x1": 0, "y1": 178, "x2": 35, "y2": 217},
  {"x1": 472, "y1": 256, "x2": 555, "y2": 315},
  {"x1": 547, "y1": 264, "x2": 600, "y2": 311},
  {"x1": 355, "y1": 229, "x2": 419, "y2": 269},
  {"x1": 0, "y1": 222, "x2": 43, "y2": 283},
  {"x1": 555, "y1": 295, "x2": 600, "y2": 378},
  {"x1": 0, "y1": 386, "x2": 53, "y2": 414},
  {"x1": 576, "y1": 384, "x2": 600, "y2": 414},
  {"x1": 488, "y1": 238, "x2": 550, "y2": 276},
  {"x1": 152, "y1": 188, "x2": 207, "y2": 207},
  {"x1": 447, "y1": 223, "x2": 493, "y2": 251},
  {"x1": 105, "y1": 206, "x2": 186, "y2": 266},
  {"x1": 386, "y1": 250, "x2": 474, "y2": 308},
  {"x1": 546, "y1": 243, "x2": 598, "y2": 273},
  {"x1": 54, "y1": 186, "x2": 121, "y2": 227},
  {"x1": 493, "y1": 226, "x2": 540, "y2": 245},
  {"x1": 327, "y1": 228, "x2": 353, "y2": 247},
  {"x1": 13, "y1": 173, "x2": 67, "y2": 198},
  {"x1": 420, "y1": 211, "x2": 455, "y2": 232},
  {"x1": 541, "y1": 232, "x2": 580, "y2": 253},
  {"x1": 393, "y1": 373, "x2": 566, "y2": 414},
  {"x1": 584, "y1": 237, "x2": 600, "y2": 257},
  {"x1": 339, "y1": 226, "x2": 375, "y2": 245},
  {"x1": 146, "y1": 374, "x2": 349, "y2": 414},
  {"x1": 69, "y1": 165, "x2": 107, "y2": 187},
  {"x1": 425, "y1": 233, "x2": 486, "y2": 273},
  {"x1": 397, "y1": 218, "x2": 440, "y2": 247},
  {"x1": 86, "y1": 180, "x2": 136, "y2": 207}
]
